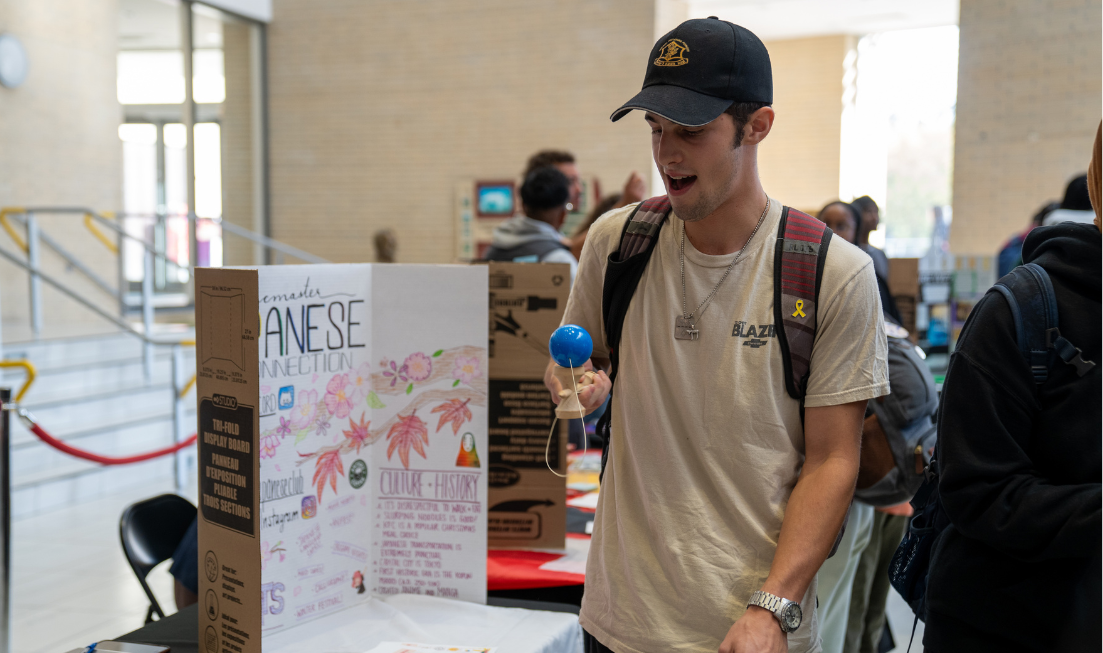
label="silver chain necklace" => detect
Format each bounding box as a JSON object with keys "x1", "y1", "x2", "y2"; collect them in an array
[{"x1": 675, "y1": 198, "x2": 770, "y2": 341}]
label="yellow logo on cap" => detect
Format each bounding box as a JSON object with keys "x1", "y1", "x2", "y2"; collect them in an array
[{"x1": 654, "y1": 39, "x2": 690, "y2": 67}]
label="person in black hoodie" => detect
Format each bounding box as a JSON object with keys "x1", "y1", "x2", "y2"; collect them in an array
[{"x1": 923, "y1": 152, "x2": 1101, "y2": 649}]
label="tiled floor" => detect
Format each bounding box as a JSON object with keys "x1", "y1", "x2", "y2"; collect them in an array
[
  {"x1": 12, "y1": 480, "x2": 197, "y2": 653},
  {"x1": 11, "y1": 480, "x2": 923, "y2": 653}
]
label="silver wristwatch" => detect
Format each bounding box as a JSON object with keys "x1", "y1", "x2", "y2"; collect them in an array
[{"x1": 748, "y1": 590, "x2": 803, "y2": 633}]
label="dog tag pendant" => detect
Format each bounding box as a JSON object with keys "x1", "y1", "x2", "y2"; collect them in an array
[{"x1": 675, "y1": 315, "x2": 699, "y2": 341}]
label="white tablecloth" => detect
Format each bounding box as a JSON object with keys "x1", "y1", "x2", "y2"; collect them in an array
[{"x1": 265, "y1": 594, "x2": 582, "y2": 653}]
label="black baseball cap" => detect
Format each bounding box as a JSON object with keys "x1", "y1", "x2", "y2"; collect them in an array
[{"x1": 611, "y1": 17, "x2": 772, "y2": 127}]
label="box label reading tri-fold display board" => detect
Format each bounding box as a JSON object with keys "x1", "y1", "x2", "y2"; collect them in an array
[
  {"x1": 485, "y1": 262, "x2": 569, "y2": 550},
  {"x1": 196, "y1": 264, "x2": 488, "y2": 652}
]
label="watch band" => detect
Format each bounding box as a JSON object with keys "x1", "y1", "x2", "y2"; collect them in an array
[{"x1": 748, "y1": 590, "x2": 799, "y2": 633}]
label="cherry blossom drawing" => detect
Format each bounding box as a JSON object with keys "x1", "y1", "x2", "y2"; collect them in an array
[
  {"x1": 276, "y1": 415, "x2": 293, "y2": 438},
  {"x1": 403, "y1": 352, "x2": 433, "y2": 382},
  {"x1": 291, "y1": 389, "x2": 318, "y2": 433},
  {"x1": 350, "y1": 362, "x2": 373, "y2": 404},
  {"x1": 452, "y1": 355, "x2": 482, "y2": 387},
  {"x1": 431, "y1": 398, "x2": 473, "y2": 435},
  {"x1": 386, "y1": 410, "x2": 429, "y2": 469},
  {"x1": 382, "y1": 360, "x2": 408, "y2": 387},
  {"x1": 324, "y1": 373, "x2": 354, "y2": 418},
  {"x1": 259, "y1": 432, "x2": 281, "y2": 459}
]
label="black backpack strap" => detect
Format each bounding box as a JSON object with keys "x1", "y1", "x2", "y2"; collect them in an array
[
  {"x1": 596, "y1": 196, "x2": 672, "y2": 479},
  {"x1": 601, "y1": 196, "x2": 672, "y2": 382},
  {"x1": 773, "y1": 207, "x2": 833, "y2": 400},
  {"x1": 990, "y1": 263, "x2": 1095, "y2": 383}
]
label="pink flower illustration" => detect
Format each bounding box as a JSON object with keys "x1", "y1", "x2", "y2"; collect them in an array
[
  {"x1": 324, "y1": 373, "x2": 354, "y2": 418},
  {"x1": 452, "y1": 356, "x2": 481, "y2": 385},
  {"x1": 291, "y1": 389, "x2": 318, "y2": 430},
  {"x1": 403, "y1": 352, "x2": 432, "y2": 382},
  {"x1": 382, "y1": 360, "x2": 408, "y2": 387},
  {"x1": 350, "y1": 363, "x2": 373, "y2": 402},
  {"x1": 259, "y1": 432, "x2": 280, "y2": 459},
  {"x1": 277, "y1": 416, "x2": 293, "y2": 437}
]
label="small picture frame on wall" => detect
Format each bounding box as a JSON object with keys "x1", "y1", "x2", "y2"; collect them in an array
[{"x1": 475, "y1": 181, "x2": 516, "y2": 218}]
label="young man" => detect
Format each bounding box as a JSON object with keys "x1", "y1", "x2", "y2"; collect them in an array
[
  {"x1": 546, "y1": 18, "x2": 888, "y2": 653},
  {"x1": 485, "y1": 166, "x2": 578, "y2": 279}
]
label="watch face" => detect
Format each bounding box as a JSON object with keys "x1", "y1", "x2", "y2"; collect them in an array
[{"x1": 781, "y1": 603, "x2": 802, "y2": 631}]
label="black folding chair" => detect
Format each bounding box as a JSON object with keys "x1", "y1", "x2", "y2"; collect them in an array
[{"x1": 119, "y1": 493, "x2": 197, "y2": 623}]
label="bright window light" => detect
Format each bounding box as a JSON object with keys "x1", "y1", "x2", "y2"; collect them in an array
[{"x1": 118, "y1": 51, "x2": 185, "y2": 104}]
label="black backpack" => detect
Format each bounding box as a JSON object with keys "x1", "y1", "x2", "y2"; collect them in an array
[
  {"x1": 888, "y1": 262, "x2": 1096, "y2": 648},
  {"x1": 595, "y1": 196, "x2": 833, "y2": 478}
]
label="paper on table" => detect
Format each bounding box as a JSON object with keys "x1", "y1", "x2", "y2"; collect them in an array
[
  {"x1": 365, "y1": 643, "x2": 497, "y2": 653},
  {"x1": 565, "y1": 490, "x2": 599, "y2": 510},
  {"x1": 537, "y1": 536, "x2": 590, "y2": 575}
]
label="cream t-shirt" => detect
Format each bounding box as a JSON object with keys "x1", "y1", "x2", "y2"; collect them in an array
[{"x1": 564, "y1": 199, "x2": 889, "y2": 653}]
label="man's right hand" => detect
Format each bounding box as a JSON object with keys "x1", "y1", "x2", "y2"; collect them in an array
[{"x1": 544, "y1": 358, "x2": 612, "y2": 412}]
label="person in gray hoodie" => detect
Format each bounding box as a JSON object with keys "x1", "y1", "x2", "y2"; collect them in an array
[{"x1": 485, "y1": 166, "x2": 578, "y2": 281}]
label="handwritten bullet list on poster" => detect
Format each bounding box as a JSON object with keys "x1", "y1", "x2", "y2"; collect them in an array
[{"x1": 374, "y1": 469, "x2": 482, "y2": 597}]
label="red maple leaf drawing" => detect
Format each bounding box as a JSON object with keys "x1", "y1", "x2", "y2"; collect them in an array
[
  {"x1": 343, "y1": 412, "x2": 371, "y2": 454},
  {"x1": 312, "y1": 449, "x2": 344, "y2": 502},
  {"x1": 431, "y1": 398, "x2": 473, "y2": 435},
  {"x1": 386, "y1": 410, "x2": 428, "y2": 469}
]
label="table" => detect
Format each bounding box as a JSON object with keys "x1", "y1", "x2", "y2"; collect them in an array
[{"x1": 116, "y1": 595, "x2": 581, "y2": 653}]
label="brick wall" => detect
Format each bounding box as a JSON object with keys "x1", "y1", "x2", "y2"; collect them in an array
[
  {"x1": 0, "y1": 0, "x2": 122, "y2": 334},
  {"x1": 266, "y1": 0, "x2": 655, "y2": 263},
  {"x1": 758, "y1": 35, "x2": 853, "y2": 214},
  {"x1": 951, "y1": 0, "x2": 1102, "y2": 255},
  {"x1": 221, "y1": 21, "x2": 262, "y2": 266}
]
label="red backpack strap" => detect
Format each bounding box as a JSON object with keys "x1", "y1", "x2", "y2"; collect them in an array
[
  {"x1": 617, "y1": 195, "x2": 672, "y2": 259},
  {"x1": 774, "y1": 207, "x2": 833, "y2": 400}
]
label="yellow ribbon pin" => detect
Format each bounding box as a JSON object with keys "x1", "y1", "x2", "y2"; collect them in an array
[{"x1": 792, "y1": 300, "x2": 806, "y2": 318}]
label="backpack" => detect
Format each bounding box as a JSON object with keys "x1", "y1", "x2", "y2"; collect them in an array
[
  {"x1": 888, "y1": 262, "x2": 1096, "y2": 647},
  {"x1": 854, "y1": 329, "x2": 939, "y2": 507},
  {"x1": 594, "y1": 195, "x2": 832, "y2": 470},
  {"x1": 484, "y1": 239, "x2": 569, "y2": 263}
]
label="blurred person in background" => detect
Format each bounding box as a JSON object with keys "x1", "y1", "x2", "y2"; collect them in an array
[
  {"x1": 485, "y1": 166, "x2": 578, "y2": 279},
  {"x1": 922, "y1": 125, "x2": 1101, "y2": 653},
  {"x1": 851, "y1": 196, "x2": 888, "y2": 281},
  {"x1": 1042, "y1": 173, "x2": 1095, "y2": 226},
  {"x1": 525, "y1": 149, "x2": 648, "y2": 237},
  {"x1": 814, "y1": 200, "x2": 929, "y2": 653},
  {"x1": 997, "y1": 201, "x2": 1058, "y2": 277}
]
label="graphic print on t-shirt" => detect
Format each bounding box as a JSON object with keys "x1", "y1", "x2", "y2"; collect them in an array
[{"x1": 731, "y1": 320, "x2": 777, "y2": 349}]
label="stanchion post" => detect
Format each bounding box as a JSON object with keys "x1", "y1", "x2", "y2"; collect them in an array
[
  {"x1": 0, "y1": 388, "x2": 12, "y2": 653},
  {"x1": 26, "y1": 213, "x2": 42, "y2": 339},
  {"x1": 142, "y1": 249, "x2": 155, "y2": 383},
  {"x1": 171, "y1": 346, "x2": 187, "y2": 491}
]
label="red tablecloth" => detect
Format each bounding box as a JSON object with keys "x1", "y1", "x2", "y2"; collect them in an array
[{"x1": 487, "y1": 533, "x2": 589, "y2": 590}]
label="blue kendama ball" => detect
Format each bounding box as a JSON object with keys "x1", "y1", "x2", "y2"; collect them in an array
[{"x1": 549, "y1": 325, "x2": 593, "y2": 368}]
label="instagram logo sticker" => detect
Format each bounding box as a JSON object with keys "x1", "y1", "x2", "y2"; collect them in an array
[{"x1": 301, "y1": 495, "x2": 317, "y2": 519}]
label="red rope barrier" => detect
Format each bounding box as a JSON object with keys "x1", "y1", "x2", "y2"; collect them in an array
[{"x1": 28, "y1": 422, "x2": 197, "y2": 465}]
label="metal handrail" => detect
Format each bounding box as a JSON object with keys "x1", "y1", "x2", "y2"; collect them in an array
[
  {"x1": 0, "y1": 362, "x2": 36, "y2": 404},
  {"x1": 0, "y1": 209, "x2": 26, "y2": 254},
  {"x1": 83, "y1": 212, "x2": 119, "y2": 254},
  {"x1": 0, "y1": 242, "x2": 189, "y2": 348}
]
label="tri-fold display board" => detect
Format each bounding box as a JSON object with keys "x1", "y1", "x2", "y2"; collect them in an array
[{"x1": 196, "y1": 264, "x2": 489, "y2": 652}]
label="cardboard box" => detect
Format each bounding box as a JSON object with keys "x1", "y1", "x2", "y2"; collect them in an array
[
  {"x1": 485, "y1": 262, "x2": 570, "y2": 550},
  {"x1": 196, "y1": 264, "x2": 489, "y2": 651},
  {"x1": 887, "y1": 258, "x2": 920, "y2": 297}
]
